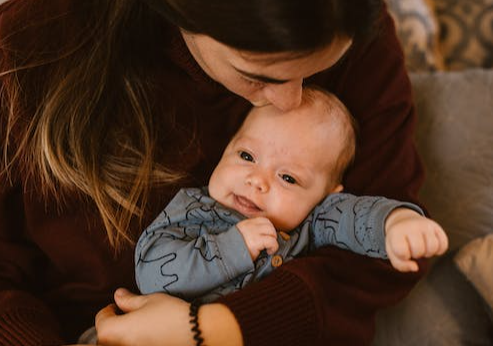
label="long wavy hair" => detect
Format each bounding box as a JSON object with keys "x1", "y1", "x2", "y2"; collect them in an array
[{"x1": 0, "y1": 0, "x2": 382, "y2": 251}]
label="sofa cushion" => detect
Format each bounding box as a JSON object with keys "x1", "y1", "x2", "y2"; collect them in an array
[
  {"x1": 373, "y1": 70, "x2": 493, "y2": 345},
  {"x1": 411, "y1": 69, "x2": 493, "y2": 250},
  {"x1": 373, "y1": 250, "x2": 493, "y2": 346}
]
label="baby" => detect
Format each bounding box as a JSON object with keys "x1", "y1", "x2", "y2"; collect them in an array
[
  {"x1": 78, "y1": 86, "x2": 449, "y2": 344},
  {"x1": 135, "y1": 86, "x2": 448, "y2": 302}
]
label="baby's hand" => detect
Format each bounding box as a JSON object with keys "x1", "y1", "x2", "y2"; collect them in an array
[
  {"x1": 385, "y1": 208, "x2": 448, "y2": 272},
  {"x1": 237, "y1": 217, "x2": 279, "y2": 261}
]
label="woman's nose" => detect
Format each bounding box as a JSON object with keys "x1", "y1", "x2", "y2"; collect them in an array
[
  {"x1": 262, "y1": 79, "x2": 303, "y2": 111},
  {"x1": 245, "y1": 172, "x2": 269, "y2": 193}
]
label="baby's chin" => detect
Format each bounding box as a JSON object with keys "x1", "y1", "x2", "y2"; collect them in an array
[{"x1": 271, "y1": 218, "x2": 305, "y2": 233}]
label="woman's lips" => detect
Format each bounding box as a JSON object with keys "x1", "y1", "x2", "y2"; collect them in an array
[{"x1": 233, "y1": 194, "x2": 262, "y2": 216}]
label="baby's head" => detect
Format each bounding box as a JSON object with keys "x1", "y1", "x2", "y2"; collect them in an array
[{"x1": 209, "y1": 86, "x2": 356, "y2": 231}]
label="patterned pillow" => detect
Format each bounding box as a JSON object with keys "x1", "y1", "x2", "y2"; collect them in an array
[
  {"x1": 455, "y1": 233, "x2": 493, "y2": 314},
  {"x1": 434, "y1": 0, "x2": 493, "y2": 69},
  {"x1": 385, "y1": 0, "x2": 445, "y2": 71}
]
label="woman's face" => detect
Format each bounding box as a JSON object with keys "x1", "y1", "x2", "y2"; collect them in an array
[{"x1": 181, "y1": 31, "x2": 352, "y2": 112}]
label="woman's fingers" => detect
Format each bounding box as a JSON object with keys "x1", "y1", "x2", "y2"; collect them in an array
[{"x1": 113, "y1": 288, "x2": 147, "y2": 313}]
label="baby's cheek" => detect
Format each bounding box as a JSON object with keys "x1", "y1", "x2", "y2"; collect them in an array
[
  {"x1": 208, "y1": 180, "x2": 220, "y2": 201},
  {"x1": 270, "y1": 207, "x2": 307, "y2": 232}
]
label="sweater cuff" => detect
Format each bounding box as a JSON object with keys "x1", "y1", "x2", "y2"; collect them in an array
[
  {"x1": 217, "y1": 269, "x2": 319, "y2": 346},
  {"x1": 0, "y1": 290, "x2": 64, "y2": 346}
]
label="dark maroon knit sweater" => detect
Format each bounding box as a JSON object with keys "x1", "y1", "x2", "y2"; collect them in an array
[{"x1": 0, "y1": 1, "x2": 426, "y2": 345}]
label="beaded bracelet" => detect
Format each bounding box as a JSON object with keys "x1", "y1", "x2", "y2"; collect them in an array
[{"x1": 189, "y1": 300, "x2": 205, "y2": 346}]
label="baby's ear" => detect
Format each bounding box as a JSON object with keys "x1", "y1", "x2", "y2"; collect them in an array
[{"x1": 330, "y1": 184, "x2": 344, "y2": 194}]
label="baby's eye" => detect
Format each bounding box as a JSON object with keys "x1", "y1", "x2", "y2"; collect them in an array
[
  {"x1": 239, "y1": 151, "x2": 254, "y2": 162},
  {"x1": 281, "y1": 174, "x2": 297, "y2": 185}
]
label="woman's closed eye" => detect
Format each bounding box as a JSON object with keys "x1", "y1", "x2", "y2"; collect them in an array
[
  {"x1": 239, "y1": 150, "x2": 255, "y2": 162},
  {"x1": 241, "y1": 76, "x2": 265, "y2": 87}
]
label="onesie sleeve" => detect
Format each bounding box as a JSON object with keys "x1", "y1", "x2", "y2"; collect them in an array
[
  {"x1": 135, "y1": 189, "x2": 254, "y2": 300},
  {"x1": 308, "y1": 193, "x2": 424, "y2": 258}
]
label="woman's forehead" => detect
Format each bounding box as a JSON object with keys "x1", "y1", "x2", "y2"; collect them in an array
[
  {"x1": 228, "y1": 37, "x2": 353, "y2": 76},
  {"x1": 235, "y1": 36, "x2": 352, "y2": 64},
  {"x1": 236, "y1": 49, "x2": 314, "y2": 65}
]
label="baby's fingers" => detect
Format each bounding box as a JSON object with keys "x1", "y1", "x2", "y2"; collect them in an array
[
  {"x1": 389, "y1": 255, "x2": 419, "y2": 272},
  {"x1": 421, "y1": 229, "x2": 440, "y2": 257},
  {"x1": 263, "y1": 235, "x2": 279, "y2": 255},
  {"x1": 434, "y1": 226, "x2": 449, "y2": 255},
  {"x1": 387, "y1": 238, "x2": 412, "y2": 272},
  {"x1": 406, "y1": 232, "x2": 427, "y2": 259},
  {"x1": 421, "y1": 222, "x2": 449, "y2": 257}
]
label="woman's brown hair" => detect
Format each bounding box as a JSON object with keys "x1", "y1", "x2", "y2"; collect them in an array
[
  {"x1": 0, "y1": 0, "x2": 382, "y2": 251},
  {"x1": 0, "y1": 0, "x2": 185, "y2": 251}
]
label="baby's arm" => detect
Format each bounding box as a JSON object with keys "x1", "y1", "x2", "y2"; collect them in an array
[
  {"x1": 309, "y1": 193, "x2": 423, "y2": 258},
  {"x1": 135, "y1": 189, "x2": 254, "y2": 299},
  {"x1": 236, "y1": 217, "x2": 279, "y2": 260},
  {"x1": 135, "y1": 221, "x2": 253, "y2": 299},
  {"x1": 385, "y1": 208, "x2": 448, "y2": 272}
]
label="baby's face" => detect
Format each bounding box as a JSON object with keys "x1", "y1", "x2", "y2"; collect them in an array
[{"x1": 209, "y1": 100, "x2": 344, "y2": 231}]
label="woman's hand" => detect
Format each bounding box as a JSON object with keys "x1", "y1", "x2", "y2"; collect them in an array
[
  {"x1": 95, "y1": 288, "x2": 243, "y2": 346},
  {"x1": 95, "y1": 288, "x2": 193, "y2": 346}
]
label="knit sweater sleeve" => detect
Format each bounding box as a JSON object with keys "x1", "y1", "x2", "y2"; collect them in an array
[
  {"x1": 0, "y1": 183, "x2": 65, "y2": 345},
  {"x1": 0, "y1": 290, "x2": 64, "y2": 346},
  {"x1": 0, "y1": 3, "x2": 64, "y2": 344},
  {"x1": 218, "y1": 246, "x2": 427, "y2": 346},
  {"x1": 218, "y1": 6, "x2": 427, "y2": 346},
  {"x1": 322, "y1": 3, "x2": 425, "y2": 205}
]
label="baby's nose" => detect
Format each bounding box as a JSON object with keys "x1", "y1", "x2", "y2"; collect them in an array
[{"x1": 245, "y1": 173, "x2": 269, "y2": 193}]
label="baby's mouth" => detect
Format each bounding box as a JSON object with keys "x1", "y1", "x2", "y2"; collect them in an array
[{"x1": 233, "y1": 194, "x2": 262, "y2": 215}]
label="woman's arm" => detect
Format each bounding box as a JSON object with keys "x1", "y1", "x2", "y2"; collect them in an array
[
  {"x1": 95, "y1": 250, "x2": 426, "y2": 346},
  {"x1": 0, "y1": 183, "x2": 66, "y2": 345},
  {"x1": 0, "y1": 4, "x2": 68, "y2": 342},
  {"x1": 336, "y1": 8, "x2": 424, "y2": 204},
  {"x1": 219, "y1": 246, "x2": 427, "y2": 346},
  {"x1": 96, "y1": 288, "x2": 243, "y2": 346}
]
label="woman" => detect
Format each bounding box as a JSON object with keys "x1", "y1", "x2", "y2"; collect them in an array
[{"x1": 0, "y1": 0, "x2": 426, "y2": 345}]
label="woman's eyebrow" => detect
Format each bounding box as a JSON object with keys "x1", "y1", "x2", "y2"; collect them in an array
[{"x1": 233, "y1": 67, "x2": 289, "y2": 85}]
